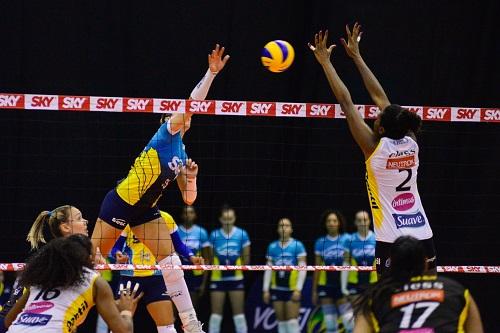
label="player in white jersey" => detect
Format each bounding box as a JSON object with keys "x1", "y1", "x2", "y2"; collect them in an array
[
  {"x1": 309, "y1": 26, "x2": 436, "y2": 275},
  {"x1": 5, "y1": 235, "x2": 142, "y2": 333}
]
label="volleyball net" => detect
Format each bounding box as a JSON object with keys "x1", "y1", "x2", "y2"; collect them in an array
[{"x1": 0, "y1": 92, "x2": 499, "y2": 275}]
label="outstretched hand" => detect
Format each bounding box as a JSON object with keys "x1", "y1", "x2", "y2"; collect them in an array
[
  {"x1": 308, "y1": 30, "x2": 336, "y2": 66},
  {"x1": 180, "y1": 158, "x2": 198, "y2": 178},
  {"x1": 208, "y1": 44, "x2": 230, "y2": 74},
  {"x1": 341, "y1": 22, "x2": 363, "y2": 59}
]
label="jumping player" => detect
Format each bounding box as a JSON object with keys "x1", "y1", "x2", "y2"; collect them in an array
[
  {"x1": 91, "y1": 44, "x2": 229, "y2": 333},
  {"x1": 309, "y1": 28, "x2": 436, "y2": 275}
]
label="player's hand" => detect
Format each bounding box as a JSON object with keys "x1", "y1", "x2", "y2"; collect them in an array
[
  {"x1": 190, "y1": 256, "x2": 204, "y2": 265},
  {"x1": 117, "y1": 281, "x2": 144, "y2": 315},
  {"x1": 94, "y1": 247, "x2": 107, "y2": 265},
  {"x1": 291, "y1": 290, "x2": 302, "y2": 302},
  {"x1": 311, "y1": 290, "x2": 318, "y2": 306},
  {"x1": 308, "y1": 30, "x2": 336, "y2": 66},
  {"x1": 262, "y1": 291, "x2": 271, "y2": 304},
  {"x1": 208, "y1": 44, "x2": 230, "y2": 74},
  {"x1": 341, "y1": 22, "x2": 363, "y2": 59},
  {"x1": 115, "y1": 251, "x2": 129, "y2": 264},
  {"x1": 180, "y1": 159, "x2": 199, "y2": 178}
]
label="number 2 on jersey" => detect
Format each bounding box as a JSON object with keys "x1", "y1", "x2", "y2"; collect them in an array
[{"x1": 396, "y1": 169, "x2": 412, "y2": 192}]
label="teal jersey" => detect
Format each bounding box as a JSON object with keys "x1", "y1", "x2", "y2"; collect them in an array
[
  {"x1": 266, "y1": 238, "x2": 306, "y2": 291},
  {"x1": 210, "y1": 227, "x2": 251, "y2": 281}
]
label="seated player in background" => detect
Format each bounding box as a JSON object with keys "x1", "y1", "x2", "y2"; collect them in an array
[
  {"x1": 177, "y1": 206, "x2": 211, "y2": 307},
  {"x1": 353, "y1": 236, "x2": 483, "y2": 333},
  {"x1": 110, "y1": 210, "x2": 202, "y2": 333},
  {"x1": 341, "y1": 210, "x2": 376, "y2": 299},
  {"x1": 312, "y1": 210, "x2": 353, "y2": 333},
  {"x1": 262, "y1": 218, "x2": 307, "y2": 333},
  {"x1": 208, "y1": 205, "x2": 250, "y2": 333},
  {"x1": 5, "y1": 235, "x2": 143, "y2": 333}
]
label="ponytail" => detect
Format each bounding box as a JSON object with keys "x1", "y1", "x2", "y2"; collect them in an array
[{"x1": 26, "y1": 206, "x2": 72, "y2": 250}]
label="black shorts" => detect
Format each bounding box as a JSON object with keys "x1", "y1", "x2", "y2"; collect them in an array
[
  {"x1": 98, "y1": 189, "x2": 161, "y2": 229},
  {"x1": 270, "y1": 289, "x2": 295, "y2": 302},
  {"x1": 117, "y1": 275, "x2": 170, "y2": 305},
  {"x1": 375, "y1": 237, "x2": 437, "y2": 275}
]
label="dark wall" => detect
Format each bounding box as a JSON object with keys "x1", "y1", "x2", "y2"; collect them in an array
[{"x1": 0, "y1": 1, "x2": 499, "y2": 331}]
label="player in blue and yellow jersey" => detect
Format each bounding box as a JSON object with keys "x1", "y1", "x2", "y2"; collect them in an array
[
  {"x1": 110, "y1": 211, "x2": 197, "y2": 333},
  {"x1": 91, "y1": 45, "x2": 230, "y2": 333},
  {"x1": 263, "y1": 218, "x2": 306, "y2": 333},
  {"x1": 208, "y1": 205, "x2": 250, "y2": 333},
  {"x1": 313, "y1": 210, "x2": 353, "y2": 333},
  {"x1": 342, "y1": 211, "x2": 376, "y2": 299},
  {"x1": 177, "y1": 206, "x2": 211, "y2": 307}
]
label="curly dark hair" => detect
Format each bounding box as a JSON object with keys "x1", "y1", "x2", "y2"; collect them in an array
[
  {"x1": 319, "y1": 209, "x2": 345, "y2": 234},
  {"x1": 353, "y1": 236, "x2": 426, "y2": 318},
  {"x1": 380, "y1": 104, "x2": 422, "y2": 139},
  {"x1": 21, "y1": 234, "x2": 93, "y2": 290}
]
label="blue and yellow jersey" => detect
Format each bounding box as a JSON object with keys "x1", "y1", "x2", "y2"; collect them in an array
[
  {"x1": 178, "y1": 225, "x2": 210, "y2": 276},
  {"x1": 266, "y1": 238, "x2": 306, "y2": 291},
  {"x1": 116, "y1": 120, "x2": 188, "y2": 208},
  {"x1": 209, "y1": 227, "x2": 250, "y2": 281},
  {"x1": 314, "y1": 234, "x2": 350, "y2": 287},
  {"x1": 114, "y1": 211, "x2": 178, "y2": 277},
  {"x1": 346, "y1": 231, "x2": 377, "y2": 285}
]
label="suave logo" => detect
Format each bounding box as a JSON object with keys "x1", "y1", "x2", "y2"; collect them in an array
[
  {"x1": 15, "y1": 313, "x2": 51, "y2": 326},
  {"x1": 392, "y1": 212, "x2": 426, "y2": 228}
]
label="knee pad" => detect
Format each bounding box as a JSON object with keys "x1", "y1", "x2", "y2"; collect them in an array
[
  {"x1": 321, "y1": 304, "x2": 338, "y2": 332},
  {"x1": 233, "y1": 314, "x2": 248, "y2": 333},
  {"x1": 277, "y1": 321, "x2": 287, "y2": 333},
  {"x1": 159, "y1": 253, "x2": 184, "y2": 283},
  {"x1": 209, "y1": 313, "x2": 223, "y2": 333},
  {"x1": 285, "y1": 319, "x2": 300, "y2": 333}
]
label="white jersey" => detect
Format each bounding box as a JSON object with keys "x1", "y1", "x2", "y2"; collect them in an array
[
  {"x1": 8, "y1": 267, "x2": 98, "y2": 333},
  {"x1": 365, "y1": 136, "x2": 433, "y2": 243}
]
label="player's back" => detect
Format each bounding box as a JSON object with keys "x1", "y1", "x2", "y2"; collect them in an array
[
  {"x1": 365, "y1": 136, "x2": 433, "y2": 243},
  {"x1": 370, "y1": 275, "x2": 469, "y2": 333},
  {"x1": 9, "y1": 267, "x2": 98, "y2": 333}
]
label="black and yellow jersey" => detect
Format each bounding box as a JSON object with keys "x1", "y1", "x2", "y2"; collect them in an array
[{"x1": 370, "y1": 275, "x2": 470, "y2": 332}]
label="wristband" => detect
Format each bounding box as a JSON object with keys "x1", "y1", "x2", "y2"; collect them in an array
[{"x1": 120, "y1": 310, "x2": 132, "y2": 317}]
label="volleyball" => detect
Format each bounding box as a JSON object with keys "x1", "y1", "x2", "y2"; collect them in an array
[{"x1": 261, "y1": 40, "x2": 295, "y2": 72}]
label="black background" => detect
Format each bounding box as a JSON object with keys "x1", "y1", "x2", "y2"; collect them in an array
[{"x1": 0, "y1": 1, "x2": 499, "y2": 332}]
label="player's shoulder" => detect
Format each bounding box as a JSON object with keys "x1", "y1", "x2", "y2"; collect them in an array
[
  {"x1": 160, "y1": 210, "x2": 174, "y2": 222},
  {"x1": 293, "y1": 238, "x2": 306, "y2": 248},
  {"x1": 314, "y1": 235, "x2": 326, "y2": 244},
  {"x1": 436, "y1": 275, "x2": 466, "y2": 291}
]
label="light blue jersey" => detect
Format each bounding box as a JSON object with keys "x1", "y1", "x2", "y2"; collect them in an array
[
  {"x1": 314, "y1": 234, "x2": 351, "y2": 287},
  {"x1": 266, "y1": 238, "x2": 306, "y2": 290},
  {"x1": 178, "y1": 224, "x2": 210, "y2": 277},
  {"x1": 346, "y1": 231, "x2": 377, "y2": 285},
  {"x1": 210, "y1": 227, "x2": 251, "y2": 281}
]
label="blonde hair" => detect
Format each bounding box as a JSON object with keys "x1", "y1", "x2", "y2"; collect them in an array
[{"x1": 27, "y1": 205, "x2": 72, "y2": 250}]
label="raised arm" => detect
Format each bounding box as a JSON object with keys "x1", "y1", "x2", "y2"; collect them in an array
[
  {"x1": 309, "y1": 30, "x2": 378, "y2": 158},
  {"x1": 169, "y1": 44, "x2": 230, "y2": 134},
  {"x1": 341, "y1": 23, "x2": 391, "y2": 111},
  {"x1": 177, "y1": 158, "x2": 198, "y2": 205}
]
